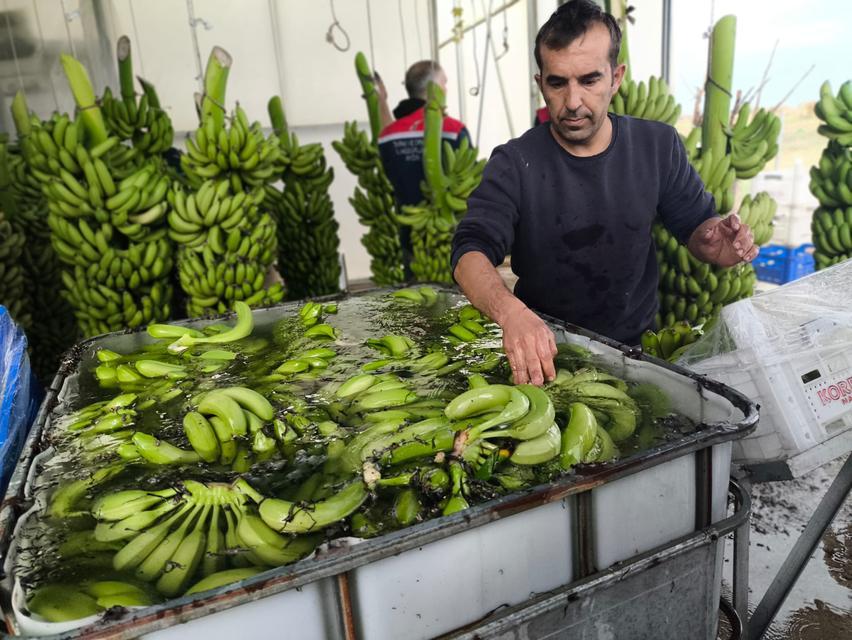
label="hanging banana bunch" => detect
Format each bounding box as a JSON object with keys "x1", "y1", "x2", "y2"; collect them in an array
[
  {"x1": 266, "y1": 96, "x2": 341, "y2": 299},
  {"x1": 727, "y1": 103, "x2": 781, "y2": 179},
  {"x1": 814, "y1": 80, "x2": 852, "y2": 146},
  {"x1": 332, "y1": 52, "x2": 405, "y2": 285},
  {"x1": 18, "y1": 54, "x2": 173, "y2": 338},
  {"x1": 810, "y1": 81, "x2": 852, "y2": 271},
  {"x1": 5, "y1": 109, "x2": 77, "y2": 380},
  {"x1": 650, "y1": 17, "x2": 778, "y2": 329},
  {"x1": 0, "y1": 149, "x2": 30, "y2": 329},
  {"x1": 179, "y1": 49, "x2": 280, "y2": 193},
  {"x1": 609, "y1": 76, "x2": 681, "y2": 125},
  {"x1": 170, "y1": 47, "x2": 283, "y2": 317},
  {"x1": 101, "y1": 36, "x2": 174, "y2": 157},
  {"x1": 398, "y1": 82, "x2": 485, "y2": 284}
]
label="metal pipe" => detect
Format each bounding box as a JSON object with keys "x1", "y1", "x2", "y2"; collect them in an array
[
  {"x1": 750, "y1": 452, "x2": 852, "y2": 639},
  {"x1": 336, "y1": 572, "x2": 358, "y2": 640},
  {"x1": 576, "y1": 491, "x2": 596, "y2": 578},
  {"x1": 695, "y1": 447, "x2": 713, "y2": 530},
  {"x1": 439, "y1": 0, "x2": 520, "y2": 49},
  {"x1": 473, "y1": 0, "x2": 492, "y2": 149},
  {"x1": 453, "y1": 0, "x2": 466, "y2": 122},
  {"x1": 487, "y1": 15, "x2": 514, "y2": 138},
  {"x1": 268, "y1": 0, "x2": 288, "y2": 104},
  {"x1": 527, "y1": 0, "x2": 540, "y2": 127},
  {"x1": 429, "y1": 0, "x2": 440, "y2": 62},
  {"x1": 732, "y1": 476, "x2": 751, "y2": 640},
  {"x1": 661, "y1": 0, "x2": 672, "y2": 84}
]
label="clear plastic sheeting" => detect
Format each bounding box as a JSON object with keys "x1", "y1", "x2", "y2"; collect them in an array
[
  {"x1": 0, "y1": 307, "x2": 38, "y2": 495},
  {"x1": 679, "y1": 259, "x2": 852, "y2": 472}
]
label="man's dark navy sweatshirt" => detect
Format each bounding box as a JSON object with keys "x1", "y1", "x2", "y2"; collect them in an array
[{"x1": 450, "y1": 114, "x2": 717, "y2": 344}]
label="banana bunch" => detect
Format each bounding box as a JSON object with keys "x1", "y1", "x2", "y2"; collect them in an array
[
  {"x1": 4, "y1": 131, "x2": 76, "y2": 378},
  {"x1": 181, "y1": 105, "x2": 280, "y2": 192},
  {"x1": 27, "y1": 581, "x2": 159, "y2": 622},
  {"x1": 266, "y1": 105, "x2": 341, "y2": 299},
  {"x1": 168, "y1": 179, "x2": 266, "y2": 249},
  {"x1": 176, "y1": 226, "x2": 282, "y2": 318},
  {"x1": 811, "y1": 206, "x2": 852, "y2": 270},
  {"x1": 640, "y1": 322, "x2": 701, "y2": 362},
  {"x1": 654, "y1": 224, "x2": 755, "y2": 327},
  {"x1": 168, "y1": 178, "x2": 282, "y2": 316},
  {"x1": 814, "y1": 80, "x2": 852, "y2": 145},
  {"x1": 737, "y1": 191, "x2": 777, "y2": 245},
  {"x1": 181, "y1": 387, "x2": 276, "y2": 470},
  {"x1": 22, "y1": 118, "x2": 140, "y2": 186},
  {"x1": 97, "y1": 36, "x2": 174, "y2": 157},
  {"x1": 609, "y1": 76, "x2": 681, "y2": 125},
  {"x1": 18, "y1": 77, "x2": 172, "y2": 336},
  {"x1": 333, "y1": 121, "x2": 405, "y2": 284},
  {"x1": 0, "y1": 207, "x2": 30, "y2": 328},
  {"x1": 90, "y1": 479, "x2": 318, "y2": 599},
  {"x1": 728, "y1": 104, "x2": 782, "y2": 179},
  {"x1": 809, "y1": 141, "x2": 852, "y2": 207},
  {"x1": 47, "y1": 225, "x2": 173, "y2": 336},
  {"x1": 101, "y1": 86, "x2": 174, "y2": 156},
  {"x1": 547, "y1": 369, "x2": 638, "y2": 444}
]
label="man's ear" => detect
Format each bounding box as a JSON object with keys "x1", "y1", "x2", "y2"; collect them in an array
[
  {"x1": 535, "y1": 73, "x2": 543, "y2": 92},
  {"x1": 611, "y1": 64, "x2": 626, "y2": 92}
]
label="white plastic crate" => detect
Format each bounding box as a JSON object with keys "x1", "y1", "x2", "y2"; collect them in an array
[{"x1": 683, "y1": 260, "x2": 852, "y2": 473}]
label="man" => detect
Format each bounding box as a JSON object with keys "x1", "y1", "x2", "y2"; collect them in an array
[
  {"x1": 451, "y1": 0, "x2": 758, "y2": 386},
  {"x1": 377, "y1": 61, "x2": 471, "y2": 278}
]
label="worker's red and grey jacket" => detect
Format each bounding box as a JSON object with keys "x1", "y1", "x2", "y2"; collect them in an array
[{"x1": 378, "y1": 99, "x2": 471, "y2": 207}]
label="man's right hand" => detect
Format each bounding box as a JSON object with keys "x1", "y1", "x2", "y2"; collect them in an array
[
  {"x1": 500, "y1": 306, "x2": 558, "y2": 386},
  {"x1": 453, "y1": 251, "x2": 557, "y2": 386}
]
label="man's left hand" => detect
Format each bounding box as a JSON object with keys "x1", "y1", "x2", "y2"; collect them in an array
[{"x1": 687, "y1": 215, "x2": 759, "y2": 267}]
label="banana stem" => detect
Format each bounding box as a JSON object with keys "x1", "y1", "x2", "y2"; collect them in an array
[
  {"x1": 117, "y1": 35, "x2": 135, "y2": 104},
  {"x1": 423, "y1": 82, "x2": 448, "y2": 200},
  {"x1": 267, "y1": 95, "x2": 289, "y2": 139},
  {"x1": 702, "y1": 15, "x2": 736, "y2": 161},
  {"x1": 201, "y1": 46, "x2": 232, "y2": 130},
  {"x1": 60, "y1": 53, "x2": 109, "y2": 145},
  {"x1": 354, "y1": 51, "x2": 382, "y2": 143},
  {"x1": 10, "y1": 91, "x2": 31, "y2": 137}
]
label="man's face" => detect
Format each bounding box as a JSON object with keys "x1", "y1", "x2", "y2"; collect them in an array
[{"x1": 535, "y1": 24, "x2": 624, "y2": 152}]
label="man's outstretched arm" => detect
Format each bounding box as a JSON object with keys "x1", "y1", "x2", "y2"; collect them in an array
[{"x1": 454, "y1": 251, "x2": 556, "y2": 386}]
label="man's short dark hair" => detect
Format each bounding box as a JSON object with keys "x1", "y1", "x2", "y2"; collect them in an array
[
  {"x1": 405, "y1": 60, "x2": 442, "y2": 100},
  {"x1": 534, "y1": 0, "x2": 622, "y2": 71}
]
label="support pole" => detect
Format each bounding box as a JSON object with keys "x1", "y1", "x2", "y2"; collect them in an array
[{"x1": 527, "y1": 0, "x2": 539, "y2": 127}]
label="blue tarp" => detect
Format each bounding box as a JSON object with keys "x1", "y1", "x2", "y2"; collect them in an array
[{"x1": 0, "y1": 306, "x2": 40, "y2": 496}]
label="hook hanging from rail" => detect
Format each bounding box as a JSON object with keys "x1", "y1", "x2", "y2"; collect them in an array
[
  {"x1": 468, "y1": 0, "x2": 481, "y2": 96},
  {"x1": 325, "y1": 0, "x2": 350, "y2": 52}
]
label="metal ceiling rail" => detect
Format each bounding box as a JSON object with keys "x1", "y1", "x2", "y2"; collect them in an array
[{"x1": 438, "y1": 0, "x2": 519, "y2": 49}]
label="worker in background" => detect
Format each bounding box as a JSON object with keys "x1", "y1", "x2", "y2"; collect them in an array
[
  {"x1": 533, "y1": 106, "x2": 550, "y2": 127},
  {"x1": 451, "y1": 0, "x2": 758, "y2": 386},
  {"x1": 376, "y1": 61, "x2": 471, "y2": 279}
]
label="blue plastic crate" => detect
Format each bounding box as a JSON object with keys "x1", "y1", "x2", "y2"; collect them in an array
[
  {"x1": 786, "y1": 243, "x2": 815, "y2": 282},
  {"x1": 753, "y1": 244, "x2": 790, "y2": 284},
  {"x1": 0, "y1": 307, "x2": 40, "y2": 496}
]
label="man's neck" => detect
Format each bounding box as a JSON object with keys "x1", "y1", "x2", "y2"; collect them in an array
[{"x1": 549, "y1": 115, "x2": 613, "y2": 157}]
